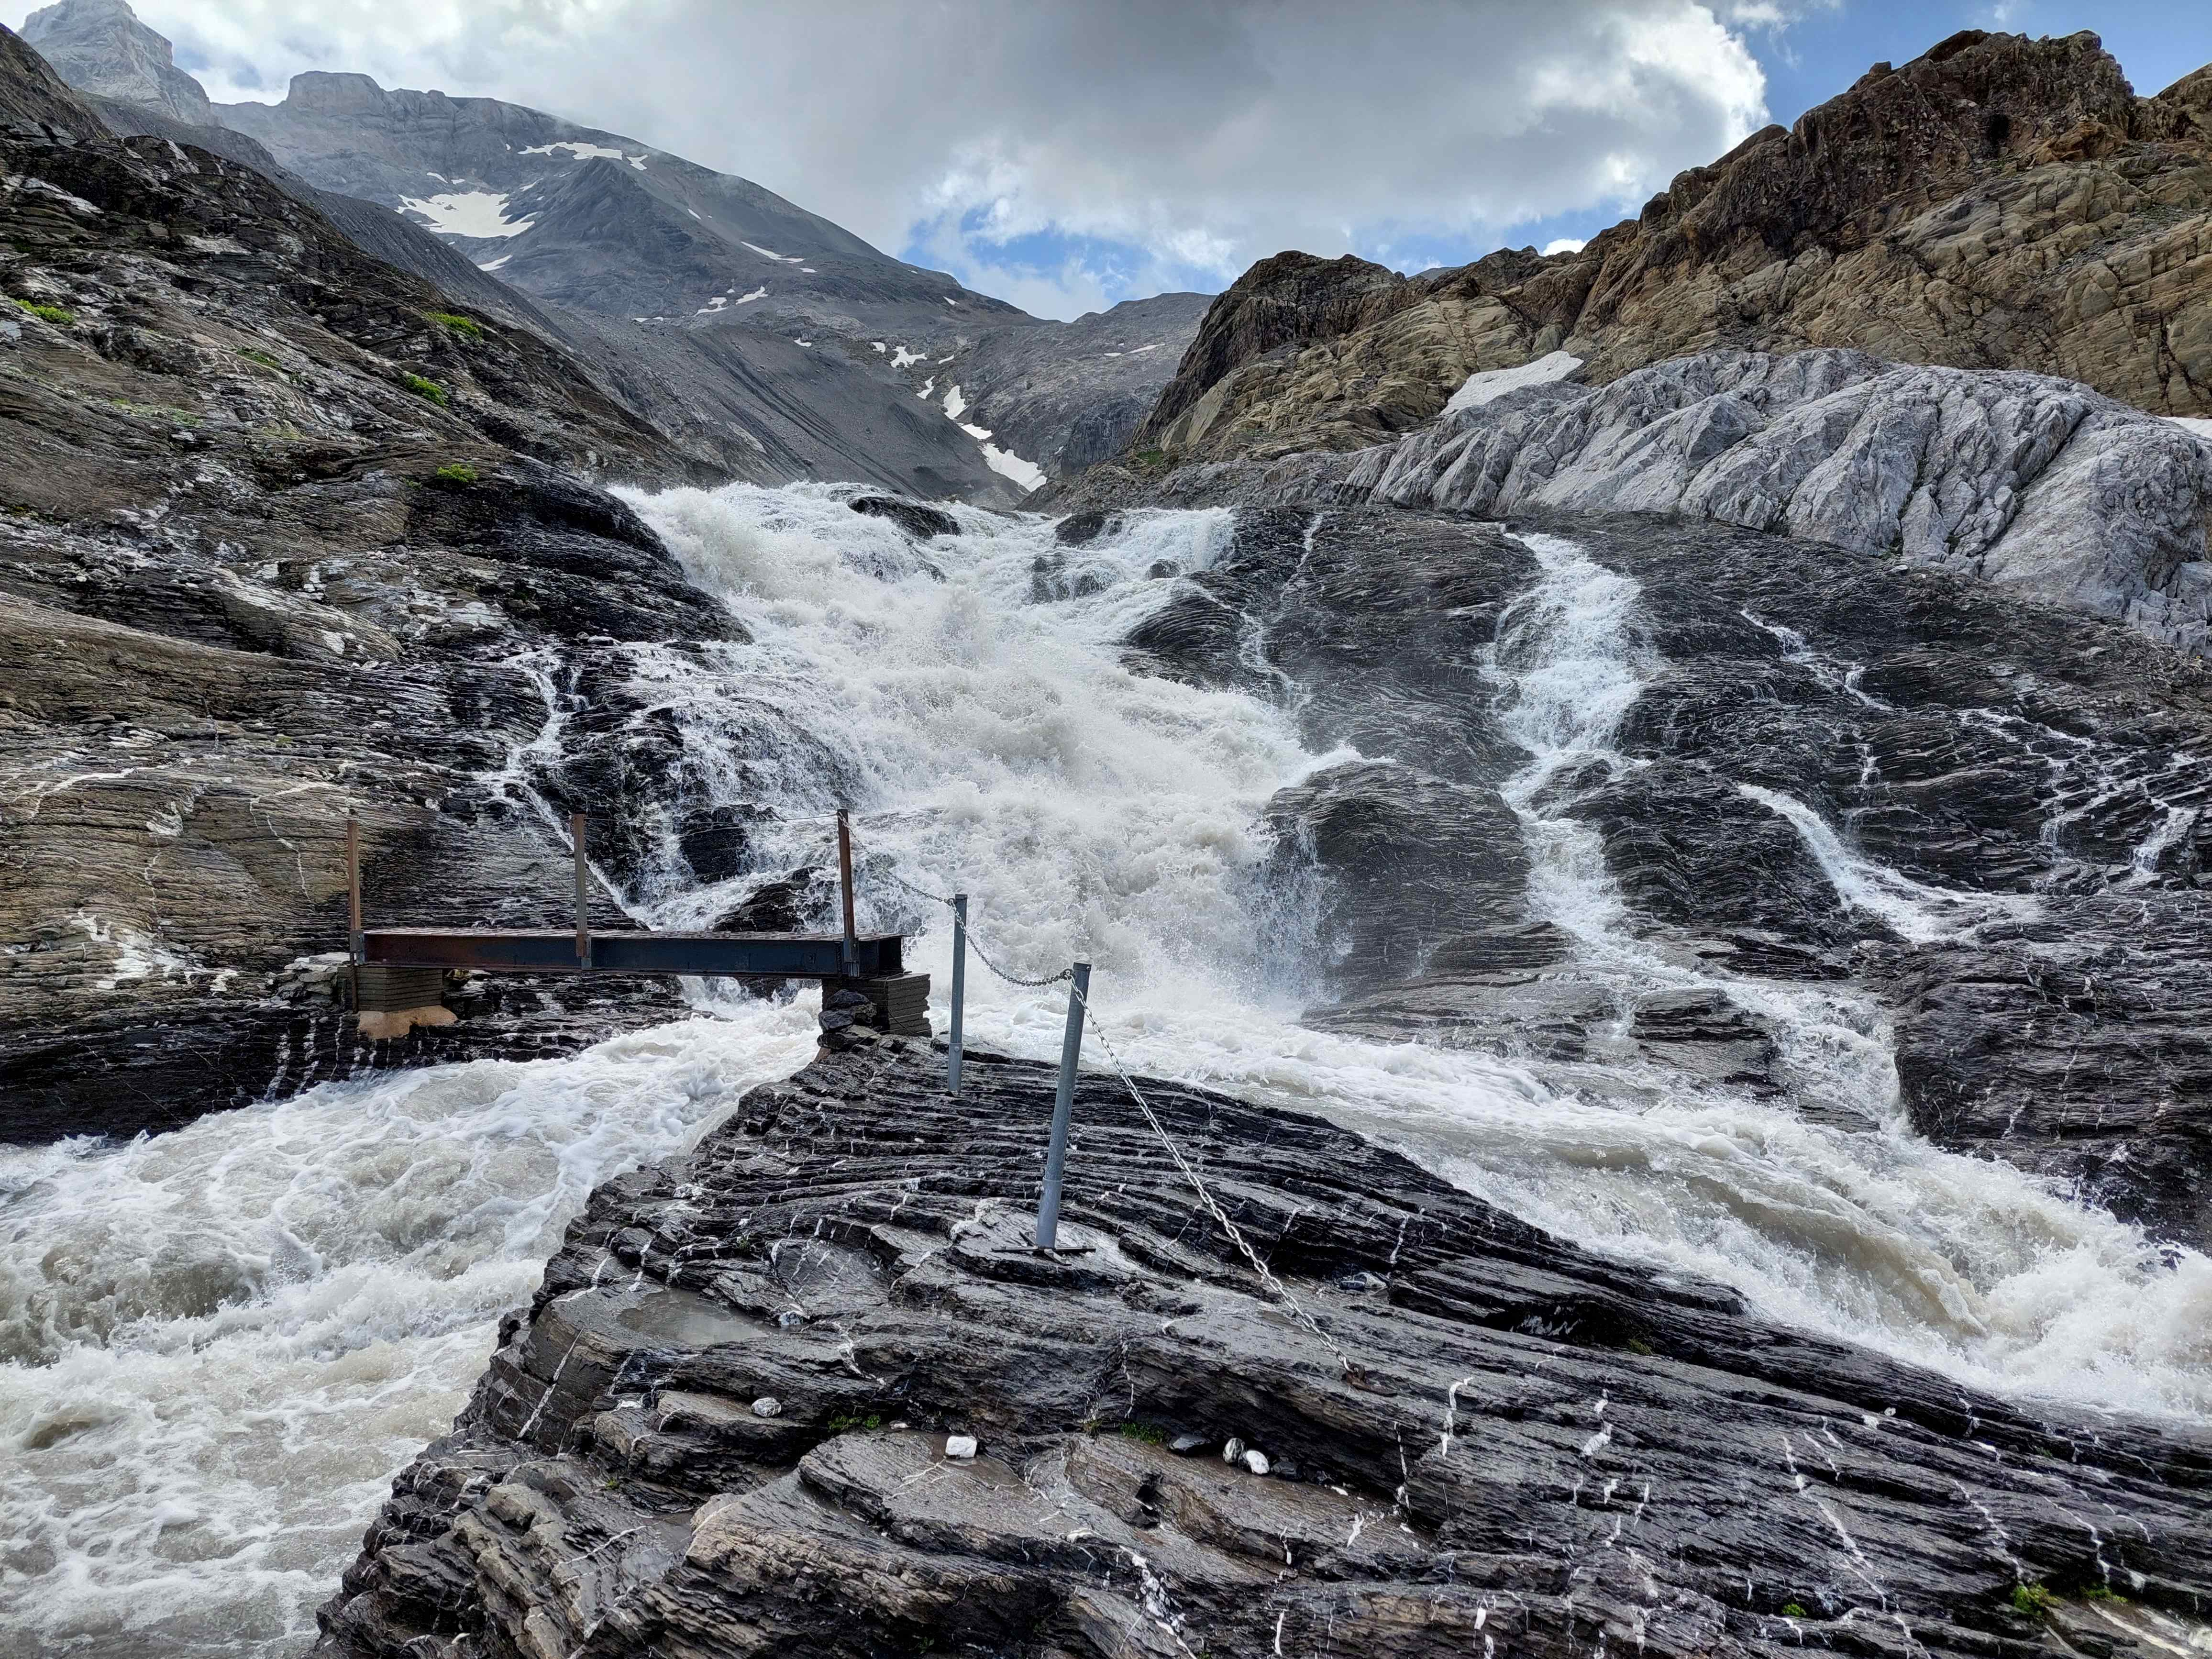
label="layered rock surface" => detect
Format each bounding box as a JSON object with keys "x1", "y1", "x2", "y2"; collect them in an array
[
  {"x1": 1355, "y1": 349, "x2": 2212, "y2": 652},
  {"x1": 0, "y1": 33, "x2": 746, "y2": 1135},
  {"x1": 1132, "y1": 30, "x2": 2212, "y2": 466},
  {"x1": 318, "y1": 1031, "x2": 2212, "y2": 1659},
  {"x1": 1125, "y1": 503, "x2": 2212, "y2": 1247}
]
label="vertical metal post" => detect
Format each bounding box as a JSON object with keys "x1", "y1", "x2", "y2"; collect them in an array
[
  {"x1": 346, "y1": 812, "x2": 364, "y2": 962},
  {"x1": 1035, "y1": 961, "x2": 1090, "y2": 1250},
  {"x1": 571, "y1": 812, "x2": 591, "y2": 967},
  {"x1": 837, "y1": 808, "x2": 857, "y2": 976},
  {"x1": 948, "y1": 893, "x2": 968, "y2": 1095}
]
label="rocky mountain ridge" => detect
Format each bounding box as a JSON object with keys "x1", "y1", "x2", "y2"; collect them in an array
[
  {"x1": 0, "y1": 26, "x2": 769, "y2": 1131},
  {"x1": 1131, "y1": 28, "x2": 2212, "y2": 465},
  {"x1": 21, "y1": 0, "x2": 1209, "y2": 489}
]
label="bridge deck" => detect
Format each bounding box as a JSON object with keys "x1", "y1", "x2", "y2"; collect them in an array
[{"x1": 362, "y1": 928, "x2": 907, "y2": 978}]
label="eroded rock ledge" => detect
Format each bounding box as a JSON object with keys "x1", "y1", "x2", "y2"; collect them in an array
[{"x1": 320, "y1": 1030, "x2": 2212, "y2": 1659}]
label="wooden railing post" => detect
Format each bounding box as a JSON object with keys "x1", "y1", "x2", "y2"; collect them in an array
[{"x1": 346, "y1": 812, "x2": 364, "y2": 963}]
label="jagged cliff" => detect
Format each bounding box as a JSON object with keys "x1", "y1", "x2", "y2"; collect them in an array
[{"x1": 1133, "y1": 30, "x2": 2212, "y2": 464}]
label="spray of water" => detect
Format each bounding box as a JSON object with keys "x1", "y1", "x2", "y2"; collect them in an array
[{"x1": 3, "y1": 485, "x2": 2207, "y2": 1655}]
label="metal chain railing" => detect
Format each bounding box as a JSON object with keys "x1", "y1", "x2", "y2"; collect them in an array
[
  {"x1": 874, "y1": 862, "x2": 1072, "y2": 988},
  {"x1": 1068, "y1": 977, "x2": 1355, "y2": 1376},
  {"x1": 855, "y1": 821, "x2": 1350, "y2": 1374}
]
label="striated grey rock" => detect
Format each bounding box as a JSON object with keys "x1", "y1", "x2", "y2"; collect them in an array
[
  {"x1": 21, "y1": 0, "x2": 208, "y2": 123},
  {"x1": 0, "y1": 30, "x2": 752, "y2": 1135},
  {"x1": 316, "y1": 1033, "x2": 2212, "y2": 1659},
  {"x1": 1351, "y1": 350, "x2": 2212, "y2": 651},
  {"x1": 1126, "y1": 503, "x2": 2212, "y2": 1245}
]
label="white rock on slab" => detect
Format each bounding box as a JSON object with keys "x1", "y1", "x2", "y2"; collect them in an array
[
  {"x1": 944, "y1": 1434, "x2": 978, "y2": 1460},
  {"x1": 751, "y1": 1397, "x2": 781, "y2": 1418},
  {"x1": 1242, "y1": 1448, "x2": 1271, "y2": 1476}
]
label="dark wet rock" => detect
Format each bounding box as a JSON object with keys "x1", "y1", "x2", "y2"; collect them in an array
[
  {"x1": 848, "y1": 494, "x2": 959, "y2": 540},
  {"x1": 1053, "y1": 508, "x2": 1118, "y2": 546},
  {"x1": 0, "y1": 27, "x2": 748, "y2": 1138},
  {"x1": 1127, "y1": 499, "x2": 2212, "y2": 1245},
  {"x1": 1266, "y1": 761, "x2": 1527, "y2": 988},
  {"x1": 710, "y1": 870, "x2": 833, "y2": 936},
  {"x1": 318, "y1": 1034, "x2": 2212, "y2": 1659}
]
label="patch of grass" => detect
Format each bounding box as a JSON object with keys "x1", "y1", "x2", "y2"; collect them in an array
[
  {"x1": 2083, "y1": 1586, "x2": 2127, "y2": 1604},
  {"x1": 12, "y1": 298, "x2": 74, "y2": 325},
  {"x1": 1118, "y1": 1421, "x2": 1169, "y2": 1445},
  {"x1": 2012, "y1": 1583, "x2": 2058, "y2": 1617},
  {"x1": 1132, "y1": 447, "x2": 1169, "y2": 469},
  {"x1": 431, "y1": 462, "x2": 480, "y2": 485},
  {"x1": 236, "y1": 346, "x2": 282, "y2": 370},
  {"x1": 1625, "y1": 1338, "x2": 1655, "y2": 1355},
  {"x1": 1781, "y1": 1604, "x2": 1810, "y2": 1620},
  {"x1": 825, "y1": 1412, "x2": 884, "y2": 1434},
  {"x1": 424, "y1": 310, "x2": 484, "y2": 341},
  {"x1": 107, "y1": 398, "x2": 200, "y2": 427},
  {"x1": 401, "y1": 371, "x2": 448, "y2": 407}
]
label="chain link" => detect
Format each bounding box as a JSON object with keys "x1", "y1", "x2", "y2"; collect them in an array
[
  {"x1": 853, "y1": 818, "x2": 1349, "y2": 1367},
  {"x1": 860, "y1": 839, "x2": 1072, "y2": 988},
  {"x1": 879, "y1": 867, "x2": 957, "y2": 907},
  {"x1": 1069, "y1": 980, "x2": 1355, "y2": 1376}
]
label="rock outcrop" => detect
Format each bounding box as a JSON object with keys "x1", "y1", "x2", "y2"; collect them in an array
[
  {"x1": 0, "y1": 29, "x2": 745, "y2": 1136},
  {"x1": 1134, "y1": 30, "x2": 2212, "y2": 465},
  {"x1": 1352, "y1": 349, "x2": 2212, "y2": 653},
  {"x1": 1125, "y1": 503, "x2": 2212, "y2": 1249},
  {"x1": 317, "y1": 1030, "x2": 2212, "y2": 1659},
  {"x1": 19, "y1": 0, "x2": 208, "y2": 122}
]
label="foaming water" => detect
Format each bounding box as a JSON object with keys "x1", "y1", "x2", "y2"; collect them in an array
[
  {"x1": 616, "y1": 487, "x2": 2210, "y2": 1421},
  {"x1": 7, "y1": 484, "x2": 2211, "y2": 1652},
  {"x1": 0, "y1": 1002, "x2": 819, "y2": 1654}
]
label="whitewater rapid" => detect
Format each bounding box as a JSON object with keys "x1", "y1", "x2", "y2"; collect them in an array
[{"x1": 3, "y1": 484, "x2": 2208, "y2": 1655}]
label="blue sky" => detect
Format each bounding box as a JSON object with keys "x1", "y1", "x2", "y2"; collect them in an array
[
  {"x1": 58, "y1": 0, "x2": 2212, "y2": 321},
  {"x1": 894, "y1": 1, "x2": 2212, "y2": 309}
]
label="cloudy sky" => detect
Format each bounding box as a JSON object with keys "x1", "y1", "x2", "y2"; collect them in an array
[{"x1": 17, "y1": 0, "x2": 2212, "y2": 317}]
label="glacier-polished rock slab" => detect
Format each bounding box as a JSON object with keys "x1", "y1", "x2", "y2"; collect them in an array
[{"x1": 1349, "y1": 349, "x2": 2212, "y2": 652}]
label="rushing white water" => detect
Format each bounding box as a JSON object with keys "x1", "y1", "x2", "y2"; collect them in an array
[
  {"x1": 4, "y1": 484, "x2": 2209, "y2": 1655},
  {"x1": 0, "y1": 1006, "x2": 820, "y2": 1654}
]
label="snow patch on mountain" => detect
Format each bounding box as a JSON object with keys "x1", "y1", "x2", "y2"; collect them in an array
[
  {"x1": 1444, "y1": 350, "x2": 1582, "y2": 414},
  {"x1": 890, "y1": 345, "x2": 925, "y2": 369},
  {"x1": 741, "y1": 242, "x2": 806, "y2": 265},
  {"x1": 398, "y1": 190, "x2": 535, "y2": 238},
  {"x1": 932, "y1": 383, "x2": 1041, "y2": 492}
]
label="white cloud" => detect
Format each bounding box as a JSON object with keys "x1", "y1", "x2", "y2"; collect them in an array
[
  {"x1": 1542, "y1": 237, "x2": 1590, "y2": 255},
  {"x1": 23, "y1": 0, "x2": 1777, "y2": 315}
]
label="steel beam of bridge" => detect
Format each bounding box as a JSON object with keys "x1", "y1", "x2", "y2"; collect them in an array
[{"x1": 361, "y1": 929, "x2": 907, "y2": 979}]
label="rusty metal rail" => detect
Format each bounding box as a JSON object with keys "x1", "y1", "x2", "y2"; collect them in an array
[{"x1": 359, "y1": 926, "x2": 906, "y2": 978}]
